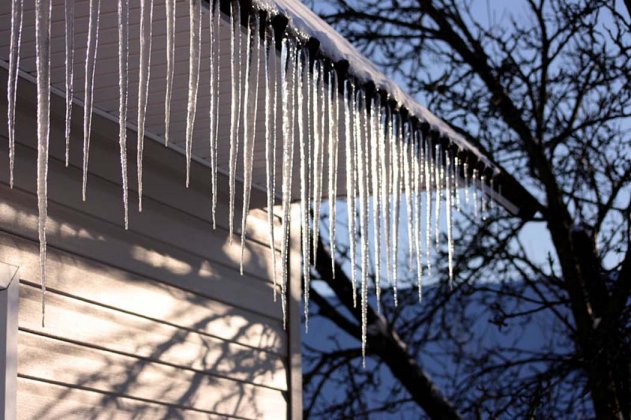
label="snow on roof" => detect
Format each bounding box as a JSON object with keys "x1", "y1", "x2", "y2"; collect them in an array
[{"x1": 253, "y1": 0, "x2": 495, "y2": 169}]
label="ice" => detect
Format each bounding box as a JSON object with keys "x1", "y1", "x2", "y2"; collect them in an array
[
  {"x1": 228, "y1": 0, "x2": 243, "y2": 243},
  {"x1": 118, "y1": 0, "x2": 129, "y2": 229},
  {"x1": 464, "y1": 159, "x2": 470, "y2": 206},
  {"x1": 343, "y1": 80, "x2": 358, "y2": 307},
  {"x1": 434, "y1": 144, "x2": 442, "y2": 246},
  {"x1": 311, "y1": 61, "x2": 324, "y2": 266},
  {"x1": 355, "y1": 90, "x2": 369, "y2": 364},
  {"x1": 382, "y1": 107, "x2": 392, "y2": 288},
  {"x1": 209, "y1": 0, "x2": 220, "y2": 228},
  {"x1": 136, "y1": 0, "x2": 153, "y2": 211},
  {"x1": 454, "y1": 155, "x2": 461, "y2": 212},
  {"x1": 473, "y1": 169, "x2": 480, "y2": 218},
  {"x1": 163, "y1": 0, "x2": 175, "y2": 146},
  {"x1": 82, "y1": 0, "x2": 101, "y2": 202},
  {"x1": 279, "y1": 39, "x2": 296, "y2": 328},
  {"x1": 423, "y1": 135, "x2": 432, "y2": 275},
  {"x1": 445, "y1": 150, "x2": 454, "y2": 287},
  {"x1": 402, "y1": 123, "x2": 414, "y2": 272},
  {"x1": 185, "y1": 0, "x2": 202, "y2": 188},
  {"x1": 391, "y1": 113, "x2": 400, "y2": 306},
  {"x1": 7, "y1": 0, "x2": 23, "y2": 188},
  {"x1": 369, "y1": 96, "x2": 381, "y2": 306},
  {"x1": 35, "y1": 0, "x2": 52, "y2": 326},
  {"x1": 327, "y1": 70, "x2": 340, "y2": 278},
  {"x1": 64, "y1": 0, "x2": 74, "y2": 167},
  {"x1": 412, "y1": 129, "x2": 423, "y2": 301},
  {"x1": 240, "y1": 15, "x2": 261, "y2": 274},
  {"x1": 264, "y1": 26, "x2": 278, "y2": 299},
  {"x1": 297, "y1": 49, "x2": 311, "y2": 330}
]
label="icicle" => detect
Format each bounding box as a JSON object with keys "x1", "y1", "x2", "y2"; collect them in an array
[
  {"x1": 344, "y1": 80, "x2": 358, "y2": 307},
  {"x1": 136, "y1": 0, "x2": 152, "y2": 211},
  {"x1": 356, "y1": 90, "x2": 370, "y2": 366},
  {"x1": 382, "y1": 107, "x2": 392, "y2": 289},
  {"x1": 369, "y1": 96, "x2": 382, "y2": 307},
  {"x1": 279, "y1": 39, "x2": 296, "y2": 329},
  {"x1": 35, "y1": 0, "x2": 52, "y2": 327},
  {"x1": 424, "y1": 136, "x2": 432, "y2": 276},
  {"x1": 481, "y1": 174, "x2": 488, "y2": 219},
  {"x1": 7, "y1": 0, "x2": 23, "y2": 188},
  {"x1": 118, "y1": 0, "x2": 129, "y2": 229},
  {"x1": 434, "y1": 143, "x2": 442, "y2": 246},
  {"x1": 228, "y1": 0, "x2": 243, "y2": 243},
  {"x1": 412, "y1": 129, "x2": 423, "y2": 301},
  {"x1": 64, "y1": 0, "x2": 75, "y2": 167},
  {"x1": 82, "y1": 0, "x2": 101, "y2": 202},
  {"x1": 402, "y1": 122, "x2": 414, "y2": 272},
  {"x1": 445, "y1": 149, "x2": 454, "y2": 287},
  {"x1": 185, "y1": 0, "x2": 202, "y2": 188},
  {"x1": 265, "y1": 27, "x2": 278, "y2": 300},
  {"x1": 454, "y1": 154, "x2": 461, "y2": 212},
  {"x1": 327, "y1": 69, "x2": 340, "y2": 278},
  {"x1": 298, "y1": 49, "x2": 311, "y2": 330},
  {"x1": 163, "y1": 0, "x2": 175, "y2": 146},
  {"x1": 464, "y1": 158, "x2": 470, "y2": 206},
  {"x1": 210, "y1": 0, "x2": 221, "y2": 228},
  {"x1": 391, "y1": 112, "x2": 401, "y2": 306},
  {"x1": 311, "y1": 61, "x2": 324, "y2": 265},
  {"x1": 473, "y1": 168, "x2": 480, "y2": 218},
  {"x1": 240, "y1": 15, "x2": 261, "y2": 274}
]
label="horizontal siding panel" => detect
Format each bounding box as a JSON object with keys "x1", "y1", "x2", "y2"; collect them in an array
[
  {"x1": 0, "y1": 186, "x2": 283, "y2": 319},
  {"x1": 17, "y1": 377, "x2": 226, "y2": 420},
  {"x1": 0, "y1": 232, "x2": 286, "y2": 354},
  {"x1": 2, "y1": 142, "x2": 280, "y2": 285},
  {"x1": 18, "y1": 331, "x2": 287, "y2": 419},
  {"x1": 19, "y1": 283, "x2": 287, "y2": 390}
]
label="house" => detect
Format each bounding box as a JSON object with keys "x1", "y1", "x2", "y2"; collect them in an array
[{"x1": 0, "y1": 0, "x2": 536, "y2": 418}]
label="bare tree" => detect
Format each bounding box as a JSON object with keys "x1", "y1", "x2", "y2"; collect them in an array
[{"x1": 303, "y1": 1, "x2": 630, "y2": 418}]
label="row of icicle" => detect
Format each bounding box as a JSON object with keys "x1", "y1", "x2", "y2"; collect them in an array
[{"x1": 6, "y1": 0, "x2": 499, "y2": 361}]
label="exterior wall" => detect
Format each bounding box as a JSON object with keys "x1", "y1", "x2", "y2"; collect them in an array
[{"x1": 0, "y1": 72, "x2": 301, "y2": 419}]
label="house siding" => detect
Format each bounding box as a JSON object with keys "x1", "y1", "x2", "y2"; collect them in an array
[{"x1": 0, "y1": 71, "x2": 300, "y2": 419}]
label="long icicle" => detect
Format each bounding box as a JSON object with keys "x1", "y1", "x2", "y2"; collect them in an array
[
  {"x1": 434, "y1": 143, "x2": 442, "y2": 245},
  {"x1": 402, "y1": 122, "x2": 415, "y2": 272},
  {"x1": 356, "y1": 90, "x2": 370, "y2": 366},
  {"x1": 82, "y1": 0, "x2": 101, "y2": 202},
  {"x1": 118, "y1": 0, "x2": 129, "y2": 229},
  {"x1": 7, "y1": 0, "x2": 23, "y2": 188},
  {"x1": 265, "y1": 26, "x2": 279, "y2": 300},
  {"x1": 424, "y1": 136, "x2": 432, "y2": 275},
  {"x1": 279, "y1": 39, "x2": 296, "y2": 328},
  {"x1": 240, "y1": 15, "x2": 261, "y2": 273},
  {"x1": 445, "y1": 149, "x2": 454, "y2": 288},
  {"x1": 344, "y1": 80, "x2": 358, "y2": 307},
  {"x1": 391, "y1": 112, "x2": 401, "y2": 306},
  {"x1": 210, "y1": 0, "x2": 221, "y2": 227},
  {"x1": 136, "y1": 0, "x2": 153, "y2": 211},
  {"x1": 311, "y1": 61, "x2": 324, "y2": 265},
  {"x1": 369, "y1": 96, "x2": 382, "y2": 308},
  {"x1": 328, "y1": 69, "x2": 340, "y2": 278},
  {"x1": 228, "y1": 0, "x2": 243, "y2": 243},
  {"x1": 299, "y1": 49, "x2": 312, "y2": 330},
  {"x1": 163, "y1": 0, "x2": 175, "y2": 146},
  {"x1": 185, "y1": 0, "x2": 202, "y2": 188},
  {"x1": 413, "y1": 128, "x2": 423, "y2": 301},
  {"x1": 35, "y1": 0, "x2": 52, "y2": 326},
  {"x1": 382, "y1": 107, "x2": 392, "y2": 289},
  {"x1": 464, "y1": 158, "x2": 470, "y2": 207},
  {"x1": 64, "y1": 0, "x2": 75, "y2": 167}
]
